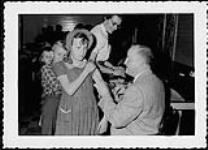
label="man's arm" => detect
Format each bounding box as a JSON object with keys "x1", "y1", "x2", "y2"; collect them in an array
[
  {"x1": 97, "y1": 61, "x2": 115, "y2": 74},
  {"x1": 97, "y1": 61, "x2": 125, "y2": 77},
  {"x1": 99, "y1": 86, "x2": 143, "y2": 128},
  {"x1": 104, "y1": 61, "x2": 116, "y2": 69},
  {"x1": 90, "y1": 29, "x2": 117, "y2": 75}
]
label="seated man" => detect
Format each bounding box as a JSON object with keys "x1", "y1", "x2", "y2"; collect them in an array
[{"x1": 96, "y1": 44, "x2": 165, "y2": 135}]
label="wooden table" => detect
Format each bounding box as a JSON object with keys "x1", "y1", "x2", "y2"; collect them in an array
[
  {"x1": 171, "y1": 102, "x2": 194, "y2": 110},
  {"x1": 170, "y1": 88, "x2": 194, "y2": 135}
]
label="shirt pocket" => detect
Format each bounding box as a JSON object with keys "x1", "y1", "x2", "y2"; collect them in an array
[{"x1": 59, "y1": 100, "x2": 72, "y2": 122}]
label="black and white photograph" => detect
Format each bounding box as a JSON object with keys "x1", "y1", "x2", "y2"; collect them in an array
[{"x1": 3, "y1": 1, "x2": 207, "y2": 149}]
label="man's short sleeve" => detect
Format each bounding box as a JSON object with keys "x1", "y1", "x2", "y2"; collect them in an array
[{"x1": 91, "y1": 26, "x2": 103, "y2": 54}]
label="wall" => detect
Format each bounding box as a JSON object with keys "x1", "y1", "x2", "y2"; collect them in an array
[
  {"x1": 174, "y1": 14, "x2": 194, "y2": 67},
  {"x1": 20, "y1": 15, "x2": 104, "y2": 45}
]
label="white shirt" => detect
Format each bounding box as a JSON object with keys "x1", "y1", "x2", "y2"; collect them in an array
[{"x1": 91, "y1": 23, "x2": 111, "y2": 61}]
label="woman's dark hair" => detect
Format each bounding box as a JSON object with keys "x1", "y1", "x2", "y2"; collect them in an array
[
  {"x1": 39, "y1": 47, "x2": 52, "y2": 64},
  {"x1": 74, "y1": 23, "x2": 85, "y2": 30},
  {"x1": 72, "y1": 32, "x2": 89, "y2": 46}
]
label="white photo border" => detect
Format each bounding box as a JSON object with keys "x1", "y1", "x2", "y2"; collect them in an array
[{"x1": 3, "y1": 1, "x2": 207, "y2": 148}]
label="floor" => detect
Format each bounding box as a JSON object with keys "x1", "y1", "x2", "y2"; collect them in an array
[
  {"x1": 19, "y1": 111, "x2": 41, "y2": 135},
  {"x1": 19, "y1": 110, "x2": 194, "y2": 136}
]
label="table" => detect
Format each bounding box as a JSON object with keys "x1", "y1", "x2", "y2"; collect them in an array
[{"x1": 170, "y1": 88, "x2": 194, "y2": 135}]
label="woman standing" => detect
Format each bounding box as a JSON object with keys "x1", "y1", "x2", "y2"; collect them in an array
[{"x1": 53, "y1": 29, "x2": 101, "y2": 135}]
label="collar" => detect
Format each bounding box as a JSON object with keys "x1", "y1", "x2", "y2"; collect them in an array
[
  {"x1": 100, "y1": 23, "x2": 108, "y2": 38},
  {"x1": 72, "y1": 59, "x2": 87, "y2": 68},
  {"x1": 46, "y1": 64, "x2": 52, "y2": 68},
  {"x1": 133, "y1": 65, "x2": 151, "y2": 83}
]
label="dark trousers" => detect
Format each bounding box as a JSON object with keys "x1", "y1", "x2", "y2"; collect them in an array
[{"x1": 41, "y1": 95, "x2": 60, "y2": 135}]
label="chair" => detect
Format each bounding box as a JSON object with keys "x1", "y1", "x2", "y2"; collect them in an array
[{"x1": 159, "y1": 106, "x2": 181, "y2": 135}]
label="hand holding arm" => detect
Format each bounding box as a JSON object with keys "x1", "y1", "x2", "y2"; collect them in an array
[
  {"x1": 57, "y1": 62, "x2": 96, "y2": 96},
  {"x1": 96, "y1": 61, "x2": 115, "y2": 75}
]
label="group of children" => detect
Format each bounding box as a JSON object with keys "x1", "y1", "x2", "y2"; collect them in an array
[
  {"x1": 39, "y1": 41, "x2": 66, "y2": 135},
  {"x1": 38, "y1": 29, "x2": 107, "y2": 135}
]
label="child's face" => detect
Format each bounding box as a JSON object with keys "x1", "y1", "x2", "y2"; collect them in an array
[
  {"x1": 42, "y1": 51, "x2": 53, "y2": 65},
  {"x1": 71, "y1": 38, "x2": 88, "y2": 61},
  {"x1": 53, "y1": 46, "x2": 66, "y2": 62}
]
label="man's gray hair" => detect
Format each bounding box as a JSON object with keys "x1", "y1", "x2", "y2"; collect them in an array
[{"x1": 132, "y1": 44, "x2": 153, "y2": 64}]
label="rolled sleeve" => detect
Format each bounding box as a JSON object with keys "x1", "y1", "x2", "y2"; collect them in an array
[
  {"x1": 91, "y1": 32, "x2": 103, "y2": 54},
  {"x1": 102, "y1": 86, "x2": 144, "y2": 128}
]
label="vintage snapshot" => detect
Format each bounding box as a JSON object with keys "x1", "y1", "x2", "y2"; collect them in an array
[{"x1": 3, "y1": 1, "x2": 207, "y2": 149}]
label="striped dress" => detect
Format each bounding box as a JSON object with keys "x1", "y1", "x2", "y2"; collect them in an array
[{"x1": 53, "y1": 61, "x2": 99, "y2": 135}]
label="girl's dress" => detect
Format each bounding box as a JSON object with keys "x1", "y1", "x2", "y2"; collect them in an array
[
  {"x1": 53, "y1": 61, "x2": 99, "y2": 135},
  {"x1": 40, "y1": 64, "x2": 62, "y2": 135}
]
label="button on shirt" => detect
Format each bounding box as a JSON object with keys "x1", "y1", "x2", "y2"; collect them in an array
[{"x1": 91, "y1": 23, "x2": 111, "y2": 61}]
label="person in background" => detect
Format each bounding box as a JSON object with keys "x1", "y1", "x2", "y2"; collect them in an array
[
  {"x1": 39, "y1": 44, "x2": 66, "y2": 135},
  {"x1": 74, "y1": 23, "x2": 85, "y2": 30},
  {"x1": 90, "y1": 15, "x2": 125, "y2": 77},
  {"x1": 96, "y1": 44, "x2": 165, "y2": 135},
  {"x1": 52, "y1": 41, "x2": 67, "y2": 63},
  {"x1": 74, "y1": 23, "x2": 93, "y2": 31},
  {"x1": 53, "y1": 29, "x2": 104, "y2": 135},
  {"x1": 54, "y1": 24, "x2": 65, "y2": 42}
]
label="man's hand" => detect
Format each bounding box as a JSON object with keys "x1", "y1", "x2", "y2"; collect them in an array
[
  {"x1": 112, "y1": 83, "x2": 126, "y2": 103},
  {"x1": 112, "y1": 68, "x2": 125, "y2": 77},
  {"x1": 97, "y1": 116, "x2": 108, "y2": 134}
]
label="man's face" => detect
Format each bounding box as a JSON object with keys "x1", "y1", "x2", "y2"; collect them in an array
[
  {"x1": 107, "y1": 15, "x2": 122, "y2": 34},
  {"x1": 124, "y1": 47, "x2": 143, "y2": 76}
]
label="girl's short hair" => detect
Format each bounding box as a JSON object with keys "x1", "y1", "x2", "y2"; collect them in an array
[
  {"x1": 52, "y1": 41, "x2": 66, "y2": 52},
  {"x1": 72, "y1": 32, "x2": 89, "y2": 46},
  {"x1": 39, "y1": 47, "x2": 53, "y2": 63}
]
